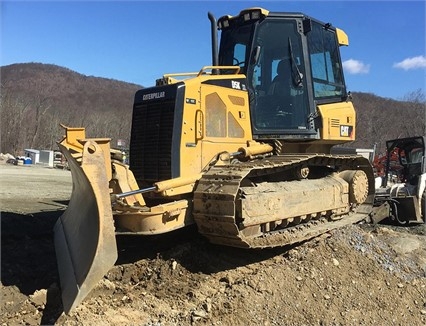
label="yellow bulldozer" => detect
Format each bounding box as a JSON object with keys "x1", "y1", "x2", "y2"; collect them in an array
[{"x1": 55, "y1": 8, "x2": 375, "y2": 313}]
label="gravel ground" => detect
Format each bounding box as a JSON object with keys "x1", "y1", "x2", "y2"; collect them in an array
[
  {"x1": 1, "y1": 161, "x2": 425, "y2": 325},
  {"x1": 0, "y1": 162, "x2": 72, "y2": 214}
]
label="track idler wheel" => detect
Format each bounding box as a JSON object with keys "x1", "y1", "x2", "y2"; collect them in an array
[
  {"x1": 294, "y1": 165, "x2": 309, "y2": 179},
  {"x1": 338, "y1": 170, "x2": 369, "y2": 204}
]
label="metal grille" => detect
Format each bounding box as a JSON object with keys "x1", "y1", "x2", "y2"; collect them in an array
[{"x1": 130, "y1": 100, "x2": 175, "y2": 184}]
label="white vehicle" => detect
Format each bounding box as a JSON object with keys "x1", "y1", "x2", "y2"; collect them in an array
[{"x1": 374, "y1": 136, "x2": 425, "y2": 225}]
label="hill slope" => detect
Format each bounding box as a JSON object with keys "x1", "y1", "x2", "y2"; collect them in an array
[
  {"x1": 1, "y1": 63, "x2": 141, "y2": 113},
  {"x1": 350, "y1": 91, "x2": 425, "y2": 154},
  {"x1": 1, "y1": 63, "x2": 142, "y2": 153}
]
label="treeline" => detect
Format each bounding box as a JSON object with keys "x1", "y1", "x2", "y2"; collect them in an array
[
  {"x1": 350, "y1": 89, "x2": 425, "y2": 154},
  {"x1": 1, "y1": 63, "x2": 425, "y2": 156}
]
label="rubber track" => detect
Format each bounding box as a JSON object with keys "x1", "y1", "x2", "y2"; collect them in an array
[{"x1": 193, "y1": 154, "x2": 375, "y2": 248}]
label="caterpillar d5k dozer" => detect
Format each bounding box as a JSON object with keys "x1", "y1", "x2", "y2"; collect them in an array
[{"x1": 55, "y1": 8, "x2": 375, "y2": 313}]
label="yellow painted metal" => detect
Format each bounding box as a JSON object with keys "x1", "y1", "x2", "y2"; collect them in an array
[
  {"x1": 317, "y1": 101, "x2": 356, "y2": 142},
  {"x1": 157, "y1": 66, "x2": 241, "y2": 85},
  {"x1": 58, "y1": 125, "x2": 113, "y2": 180},
  {"x1": 196, "y1": 82, "x2": 253, "y2": 170},
  {"x1": 155, "y1": 174, "x2": 203, "y2": 196},
  {"x1": 238, "y1": 142, "x2": 273, "y2": 159},
  {"x1": 58, "y1": 124, "x2": 86, "y2": 153},
  {"x1": 111, "y1": 162, "x2": 145, "y2": 206},
  {"x1": 114, "y1": 199, "x2": 193, "y2": 235},
  {"x1": 167, "y1": 73, "x2": 253, "y2": 178},
  {"x1": 196, "y1": 66, "x2": 240, "y2": 76},
  {"x1": 336, "y1": 28, "x2": 349, "y2": 46},
  {"x1": 79, "y1": 138, "x2": 113, "y2": 181},
  {"x1": 54, "y1": 140, "x2": 117, "y2": 314}
]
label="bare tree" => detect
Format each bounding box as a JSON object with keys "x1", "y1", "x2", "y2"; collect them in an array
[
  {"x1": 401, "y1": 89, "x2": 426, "y2": 137},
  {"x1": 29, "y1": 93, "x2": 52, "y2": 149},
  {"x1": 0, "y1": 83, "x2": 31, "y2": 154}
]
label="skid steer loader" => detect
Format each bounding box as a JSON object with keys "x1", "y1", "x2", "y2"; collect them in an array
[
  {"x1": 55, "y1": 8, "x2": 375, "y2": 313},
  {"x1": 373, "y1": 136, "x2": 426, "y2": 225}
]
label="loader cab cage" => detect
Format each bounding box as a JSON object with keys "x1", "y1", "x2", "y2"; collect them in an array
[
  {"x1": 383, "y1": 136, "x2": 426, "y2": 186},
  {"x1": 217, "y1": 10, "x2": 347, "y2": 138}
]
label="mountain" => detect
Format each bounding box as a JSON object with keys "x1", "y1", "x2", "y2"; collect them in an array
[
  {"x1": 1, "y1": 62, "x2": 424, "y2": 155},
  {"x1": 1, "y1": 63, "x2": 142, "y2": 154},
  {"x1": 1, "y1": 63, "x2": 142, "y2": 113}
]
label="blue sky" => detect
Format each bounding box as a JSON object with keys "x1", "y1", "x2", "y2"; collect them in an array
[{"x1": 1, "y1": 0, "x2": 425, "y2": 100}]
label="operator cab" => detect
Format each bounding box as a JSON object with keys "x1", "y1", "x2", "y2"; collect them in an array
[
  {"x1": 217, "y1": 8, "x2": 348, "y2": 139},
  {"x1": 384, "y1": 137, "x2": 426, "y2": 186}
]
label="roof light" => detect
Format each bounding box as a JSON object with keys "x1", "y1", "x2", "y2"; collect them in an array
[
  {"x1": 239, "y1": 8, "x2": 269, "y2": 21},
  {"x1": 218, "y1": 9, "x2": 268, "y2": 30},
  {"x1": 217, "y1": 14, "x2": 232, "y2": 30},
  {"x1": 251, "y1": 10, "x2": 261, "y2": 19}
]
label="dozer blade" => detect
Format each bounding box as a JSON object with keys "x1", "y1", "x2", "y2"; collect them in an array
[{"x1": 54, "y1": 141, "x2": 117, "y2": 314}]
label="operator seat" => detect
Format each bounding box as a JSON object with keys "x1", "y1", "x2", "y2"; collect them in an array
[
  {"x1": 265, "y1": 59, "x2": 293, "y2": 128},
  {"x1": 268, "y1": 59, "x2": 292, "y2": 96}
]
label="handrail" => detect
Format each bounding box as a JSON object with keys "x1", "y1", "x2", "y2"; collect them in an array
[
  {"x1": 161, "y1": 65, "x2": 242, "y2": 79},
  {"x1": 197, "y1": 65, "x2": 241, "y2": 76}
]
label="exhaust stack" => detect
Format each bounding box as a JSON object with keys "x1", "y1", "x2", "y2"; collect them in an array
[{"x1": 208, "y1": 12, "x2": 219, "y2": 74}]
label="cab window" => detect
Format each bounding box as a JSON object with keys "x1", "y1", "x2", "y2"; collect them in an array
[{"x1": 308, "y1": 22, "x2": 345, "y2": 100}]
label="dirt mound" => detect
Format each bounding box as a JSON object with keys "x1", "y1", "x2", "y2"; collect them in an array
[
  {"x1": 1, "y1": 164, "x2": 426, "y2": 325},
  {"x1": 2, "y1": 211, "x2": 426, "y2": 325}
]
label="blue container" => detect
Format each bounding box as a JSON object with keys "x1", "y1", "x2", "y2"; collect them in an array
[{"x1": 24, "y1": 157, "x2": 32, "y2": 164}]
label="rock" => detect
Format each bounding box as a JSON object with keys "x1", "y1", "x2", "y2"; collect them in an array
[
  {"x1": 295, "y1": 276, "x2": 303, "y2": 281},
  {"x1": 172, "y1": 261, "x2": 178, "y2": 270},
  {"x1": 219, "y1": 275, "x2": 232, "y2": 285},
  {"x1": 192, "y1": 309, "x2": 208, "y2": 319},
  {"x1": 397, "y1": 283, "x2": 404, "y2": 288},
  {"x1": 203, "y1": 299, "x2": 212, "y2": 312},
  {"x1": 324, "y1": 294, "x2": 331, "y2": 300},
  {"x1": 332, "y1": 258, "x2": 339, "y2": 266},
  {"x1": 420, "y1": 310, "x2": 426, "y2": 315},
  {"x1": 101, "y1": 279, "x2": 116, "y2": 291},
  {"x1": 121, "y1": 295, "x2": 131, "y2": 302},
  {"x1": 29, "y1": 289, "x2": 47, "y2": 308}
]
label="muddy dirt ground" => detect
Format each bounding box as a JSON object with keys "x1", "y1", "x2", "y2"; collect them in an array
[{"x1": 1, "y1": 162, "x2": 426, "y2": 325}]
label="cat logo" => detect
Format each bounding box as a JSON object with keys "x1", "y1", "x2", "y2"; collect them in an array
[{"x1": 340, "y1": 125, "x2": 353, "y2": 137}]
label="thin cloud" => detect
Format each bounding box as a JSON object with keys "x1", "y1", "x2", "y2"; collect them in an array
[
  {"x1": 393, "y1": 55, "x2": 426, "y2": 70},
  {"x1": 343, "y1": 59, "x2": 370, "y2": 74}
]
